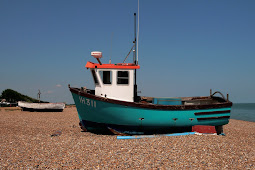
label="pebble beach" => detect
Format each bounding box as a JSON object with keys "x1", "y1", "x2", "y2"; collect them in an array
[{"x1": 0, "y1": 107, "x2": 254, "y2": 169}]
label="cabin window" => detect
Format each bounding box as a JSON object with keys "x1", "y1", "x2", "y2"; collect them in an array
[
  {"x1": 91, "y1": 69, "x2": 99, "y2": 85},
  {"x1": 99, "y1": 71, "x2": 112, "y2": 84},
  {"x1": 117, "y1": 71, "x2": 129, "y2": 84}
]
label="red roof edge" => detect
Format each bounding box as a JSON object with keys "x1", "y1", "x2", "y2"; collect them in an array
[{"x1": 85, "y1": 61, "x2": 140, "y2": 69}]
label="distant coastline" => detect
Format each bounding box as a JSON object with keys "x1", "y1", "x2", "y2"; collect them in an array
[{"x1": 231, "y1": 103, "x2": 255, "y2": 122}]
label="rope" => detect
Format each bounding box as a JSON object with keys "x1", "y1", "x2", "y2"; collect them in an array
[{"x1": 123, "y1": 44, "x2": 135, "y2": 63}]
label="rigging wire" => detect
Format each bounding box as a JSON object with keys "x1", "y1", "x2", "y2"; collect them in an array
[{"x1": 123, "y1": 44, "x2": 135, "y2": 63}]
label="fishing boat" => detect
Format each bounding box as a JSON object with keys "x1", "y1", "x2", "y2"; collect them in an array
[
  {"x1": 69, "y1": 13, "x2": 232, "y2": 135},
  {"x1": 18, "y1": 101, "x2": 65, "y2": 112}
]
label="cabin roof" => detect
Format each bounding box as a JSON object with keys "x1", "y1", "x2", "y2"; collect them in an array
[{"x1": 85, "y1": 61, "x2": 140, "y2": 69}]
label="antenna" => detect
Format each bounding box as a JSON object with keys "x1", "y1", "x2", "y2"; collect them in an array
[
  {"x1": 110, "y1": 32, "x2": 113, "y2": 64},
  {"x1": 133, "y1": 13, "x2": 136, "y2": 64},
  {"x1": 137, "y1": 0, "x2": 139, "y2": 64}
]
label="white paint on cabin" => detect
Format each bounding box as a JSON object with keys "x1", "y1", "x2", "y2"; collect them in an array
[{"x1": 91, "y1": 68, "x2": 134, "y2": 102}]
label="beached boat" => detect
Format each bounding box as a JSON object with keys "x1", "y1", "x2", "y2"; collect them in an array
[
  {"x1": 18, "y1": 101, "x2": 65, "y2": 112},
  {"x1": 69, "y1": 13, "x2": 232, "y2": 135}
]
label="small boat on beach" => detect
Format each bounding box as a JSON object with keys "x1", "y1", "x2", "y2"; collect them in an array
[
  {"x1": 18, "y1": 90, "x2": 65, "y2": 112},
  {"x1": 18, "y1": 101, "x2": 65, "y2": 112},
  {"x1": 69, "y1": 13, "x2": 232, "y2": 135}
]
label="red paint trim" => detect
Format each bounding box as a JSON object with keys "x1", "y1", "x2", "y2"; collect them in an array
[{"x1": 85, "y1": 61, "x2": 140, "y2": 69}]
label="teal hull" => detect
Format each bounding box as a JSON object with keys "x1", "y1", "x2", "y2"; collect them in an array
[{"x1": 71, "y1": 92, "x2": 231, "y2": 133}]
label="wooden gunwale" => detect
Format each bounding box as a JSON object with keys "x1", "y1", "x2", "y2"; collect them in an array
[{"x1": 69, "y1": 87, "x2": 232, "y2": 110}]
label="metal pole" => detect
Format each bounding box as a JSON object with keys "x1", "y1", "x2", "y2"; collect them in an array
[
  {"x1": 137, "y1": 0, "x2": 139, "y2": 64},
  {"x1": 38, "y1": 90, "x2": 41, "y2": 103},
  {"x1": 134, "y1": 13, "x2": 137, "y2": 102},
  {"x1": 134, "y1": 13, "x2": 136, "y2": 64},
  {"x1": 96, "y1": 58, "x2": 102, "y2": 65}
]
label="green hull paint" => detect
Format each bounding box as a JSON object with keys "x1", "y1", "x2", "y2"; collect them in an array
[{"x1": 71, "y1": 93, "x2": 231, "y2": 128}]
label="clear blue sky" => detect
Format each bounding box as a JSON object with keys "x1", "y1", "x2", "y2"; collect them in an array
[{"x1": 0, "y1": 0, "x2": 254, "y2": 104}]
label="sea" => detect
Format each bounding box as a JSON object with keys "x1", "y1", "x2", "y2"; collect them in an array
[{"x1": 231, "y1": 103, "x2": 255, "y2": 122}]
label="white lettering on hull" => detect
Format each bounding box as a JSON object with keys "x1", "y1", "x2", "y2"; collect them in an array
[{"x1": 79, "y1": 96, "x2": 96, "y2": 108}]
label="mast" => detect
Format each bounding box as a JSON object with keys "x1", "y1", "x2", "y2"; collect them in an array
[
  {"x1": 134, "y1": 13, "x2": 138, "y2": 102},
  {"x1": 133, "y1": 13, "x2": 137, "y2": 64},
  {"x1": 137, "y1": 0, "x2": 139, "y2": 64}
]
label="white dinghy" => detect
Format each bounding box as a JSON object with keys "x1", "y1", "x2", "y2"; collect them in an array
[{"x1": 18, "y1": 101, "x2": 65, "y2": 112}]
